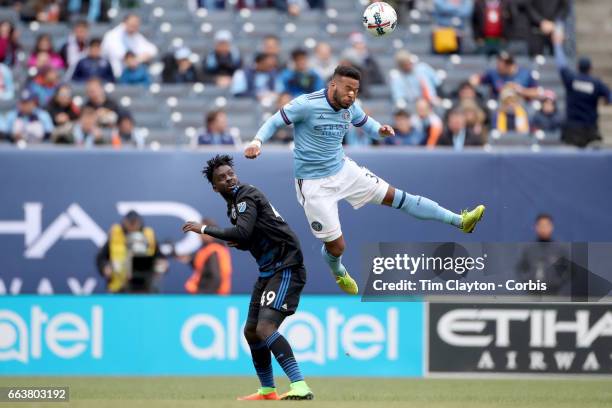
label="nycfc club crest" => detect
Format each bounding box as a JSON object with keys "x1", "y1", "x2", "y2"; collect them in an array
[
  {"x1": 311, "y1": 221, "x2": 323, "y2": 231},
  {"x1": 342, "y1": 111, "x2": 350, "y2": 121}
]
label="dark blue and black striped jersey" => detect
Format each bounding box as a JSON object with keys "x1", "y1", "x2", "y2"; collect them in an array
[{"x1": 204, "y1": 184, "x2": 303, "y2": 277}]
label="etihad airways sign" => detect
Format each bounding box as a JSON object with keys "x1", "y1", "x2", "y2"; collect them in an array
[{"x1": 429, "y1": 304, "x2": 612, "y2": 374}]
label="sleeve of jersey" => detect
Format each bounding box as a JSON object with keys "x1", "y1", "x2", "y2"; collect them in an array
[
  {"x1": 202, "y1": 197, "x2": 258, "y2": 244},
  {"x1": 255, "y1": 96, "x2": 306, "y2": 143},
  {"x1": 352, "y1": 105, "x2": 382, "y2": 139}
]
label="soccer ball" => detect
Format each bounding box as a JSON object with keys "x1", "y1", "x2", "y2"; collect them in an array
[{"x1": 362, "y1": 2, "x2": 398, "y2": 37}]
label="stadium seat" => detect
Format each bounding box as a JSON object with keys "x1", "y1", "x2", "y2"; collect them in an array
[
  {"x1": 488, "y1": 132, "x2": 534, "y2": 146},
  {"x1": 134, "y1": 111, "x2": 169, "y2": 128}
]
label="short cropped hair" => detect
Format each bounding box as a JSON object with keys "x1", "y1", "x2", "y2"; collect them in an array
[{"x1": 332, "y1": 65, "x2": 361, "y2": 82}]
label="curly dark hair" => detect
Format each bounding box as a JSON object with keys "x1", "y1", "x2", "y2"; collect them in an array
[{"x1": 202, "y1": 154, "x2": 234, "y2": 184}]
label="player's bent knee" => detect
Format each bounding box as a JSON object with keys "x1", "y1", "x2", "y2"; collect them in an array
[
  {"x1": 325, "y1": 237, "x2": 345, "y2": 257},
  {"x1": 255, "y1": 320, "x2": 277, "y2": 341},
  {"x1": 243, "y1": 324, "x2": 259, "y2": 344}
]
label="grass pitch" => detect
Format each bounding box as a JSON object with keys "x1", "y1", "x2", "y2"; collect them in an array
[{"x1": 1, "y1": 377, "x2": 611, "y2": 408}]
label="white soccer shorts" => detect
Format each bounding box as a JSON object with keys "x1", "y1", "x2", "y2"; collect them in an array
[{"x1": 294, "y1": 157, "x2": 389, "y2": 242}]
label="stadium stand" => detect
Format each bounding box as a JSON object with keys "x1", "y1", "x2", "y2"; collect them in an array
[{"x1": 0, "y1": 0, "x2": 606, "y2": 149}]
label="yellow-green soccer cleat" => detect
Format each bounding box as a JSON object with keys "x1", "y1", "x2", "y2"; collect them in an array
[
  {"x1": 461, "y1": 205, "x2": 486, "y2": 233},
  {"x1": 280, "y1": 381, "x2": 314, "y2": 401},
  {"x1": 336, "y1": 271, "x2": 359, "y2": 295}
]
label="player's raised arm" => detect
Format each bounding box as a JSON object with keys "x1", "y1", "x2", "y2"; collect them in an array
[
  {"x1": 245, "y1": 95, "x2": 308, "y2": 159},
  {"x1": 351, "y1": 101, "x2": 395, "y2": 140},
  {"x1": 182, "y1": 196, "x2": 258, "y2": 244}
]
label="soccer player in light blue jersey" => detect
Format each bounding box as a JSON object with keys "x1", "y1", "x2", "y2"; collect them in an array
[{"x1": 244, "y1": 65, "x2": 485, "y2": 294}]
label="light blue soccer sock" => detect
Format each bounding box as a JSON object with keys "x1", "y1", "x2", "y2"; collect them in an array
[
  {"x1": 392, "y1": 189, "x2": 462, "y2": 228},
  {"x1": 321, "y1": 245, "x2": 347, "y2": 278}
]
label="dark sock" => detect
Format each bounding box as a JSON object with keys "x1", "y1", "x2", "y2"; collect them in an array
[
  {"x1": 265, "y1": 331, "x2": 304, "y2": 383},
  {"x1": 248, "y1": 340, "x2": 275, "y2": 388}
]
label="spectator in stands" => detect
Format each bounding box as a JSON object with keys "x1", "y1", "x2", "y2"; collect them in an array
[
  {"x1": 276, "y1": 48, "x2": 324, "y2": 97},
  {"x1": 492, "y1": 86, "x2": 530, "y2": 135},
  {"x1": 231, "y1": 52, "x2": 278, "y2": 104},
  {"x1": 19, "y1": 0, "x2": 62, "y2": 23},
  {"x1": 385, "y1": 109, "x2": 424, "y2": 146},
  {"x1": 531, "y1": 92, "x2": 562, "y2": 134},
  {"x1": 72, "y1": 38, "x2": 114, "y2": 83},
  {"x1": 553, "y1": 32, "x2": 611, "y2": 147},
  {"x1": 452, "y1": 80, "x2": 487, "y2": 113},
  {"x1": 390, "y1": 50, "x2": 439, "y2": 109},
  {"x1": 175, "y1": 47, "x2": 199, "y2": 83},
  {"x1": 268, "y1": 92, "x2": 294, "y2": 144},
  {"x1": 203, "y1": 30, "x2": 242, "y2": 88},
  {"x1": 472, "y1": 0, "x2": 512, "y2": 56},
  {"x1": 470, "y1": 51, "x2": 540, "y2": 100},
  {"x1": 414, "y1": 98, "x2": 443, "y2": 146},
  {"x1": 433, "y1": 0, "x2": 473, "y2": 29},
  {"x1": 50, "y1": 120, "x2": 75, "y2": 144},
  {"x1": 259, "y1": 34, "x2": 284, "y2": 68},
  {"x1": 460, "y1": 98, "x2": 488, "y2": 142},
  {"x1": 46, "y1": 85, "x2": 80, "y2": 125},
  {"x1": 28, "y1": 66, "x2": 60, "y2": 106},
  {"x1": 4, "y1": 89, "x2": 54, "y2": 144},
  {"x1": 101, "y1": 14, "x2": 158, "y2": 77},
  {"x1": 311, "y1": 41, "x2": 337, "y2": 82},
  {"x1": 47, "y1": 84, "x2": 80, "y2": 142},
  {"x1": 437, "y1": 108, "x2": 484, "y2": 149},
  {"x1": 60, "y1": 20, "x2": 89, "y2": 69},
  {"x1": 525, "y1": 0, "x2": 569, "y2": 57},
  {"x1": 119, "y1": 51, "x2": 151, "y2": 86},
  {"x1": 96, "y1": 210, "x2": 168, "y2": 293},
  {"x1": 162, "y1": 47, "x2": 199, "y2": 84},
  {"x1": 341, "y1": 32, "x2": 384, "y2": 93},
  {"x1": 66, "y1": 0, "x2": 110, "y2": 23},
  {"x1": 28, "y1": 33, "x2": 65, "y2": 70},
  {"x1": 71, "y1": 105, "x2": 105, "y2": 146},
  {"x1": 84, "y1": 77, "x2": 123, "y2": 127},
  {"x1": 111, "y1": 115, "x2": 145, "y2": 148},
  {"x1": 0, "y1": 62, "x2": 15, "y2": 100},
  {"x1": 0, "y1": 21, "x2": 19, "y2": 66},
  {"x1": 517, "y1": 213, "x2": 569, "y2": 296},
  {"x1": 182, "y1": 217, "x2": 232, "y2": 295},
  {"x1": 198, "y1": 109, "x2": 236, "y2": 145},
  {"x1": 432, "y1": 0, "x2": 473, "y2": 54}
]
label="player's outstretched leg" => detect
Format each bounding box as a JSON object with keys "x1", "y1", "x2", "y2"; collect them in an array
[
  {"x1": 257, "y1": 311, "x2": 313, "y2": 401},
  {"x1": 237, "y1": 324, "x2": 279, "y2": 401},
  {"x1": 385, "y1": 187, "x2": 485, "y2": 233},
  {"x1": 321, "y1": 238, "x2": 358, "y2": 295}
]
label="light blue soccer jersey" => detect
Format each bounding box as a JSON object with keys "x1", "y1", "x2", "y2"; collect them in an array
[{"x1": 255, "y1": 88, "x2": 382, "y2": 179}]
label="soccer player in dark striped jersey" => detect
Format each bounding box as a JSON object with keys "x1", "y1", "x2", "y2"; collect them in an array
[{"x1": 182, "y1": 155, "x2": 313, "y2": 401}]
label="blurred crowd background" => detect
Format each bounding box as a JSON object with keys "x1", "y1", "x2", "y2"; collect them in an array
[{"x1": 0, "y1": 0, "x2": 609, "y2": 150}]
